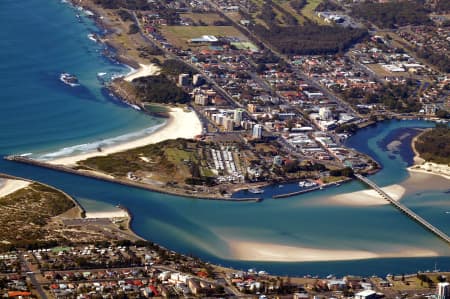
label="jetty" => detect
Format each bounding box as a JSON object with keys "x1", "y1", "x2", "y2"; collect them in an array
[
  {"x1": 272, "y1": 179, "x2": 351, "y2": 199},
  {"x1": 4, "y1": 155, "x2": 261, "y2": 203},
  {"x1": 355, "y1": 173, "x2": 450, "y2": 245},
  {"x1": 273, "y1": 186, "x2": 321, "y2": 199}
]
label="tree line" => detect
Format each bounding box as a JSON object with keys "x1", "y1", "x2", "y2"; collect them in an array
[
  {"x1": 251, "y1": 1, "x2": 367, "y2": 55},
  {"x1": 415, "y1": 124, "x2": 450, "y2": 164},
  {"x1": 351, "y1": 1, "x2": 431, "y2": 29}
]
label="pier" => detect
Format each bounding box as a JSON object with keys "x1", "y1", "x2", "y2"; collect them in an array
[{"x1": 355, "y1": 174, "x2": 450, "y2": 245}]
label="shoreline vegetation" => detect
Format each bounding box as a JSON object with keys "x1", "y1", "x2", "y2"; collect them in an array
[
  {"x1": 408, "y1": 127, "x2": 450, "y2": 180},
  {"x1": 0, "y1": 173, "x2": 143, "y2": 247}
]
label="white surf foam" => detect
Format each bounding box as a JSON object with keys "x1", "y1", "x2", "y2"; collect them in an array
[{"x1": 37, "y1": 122, "x2": 166, "y2": 160}]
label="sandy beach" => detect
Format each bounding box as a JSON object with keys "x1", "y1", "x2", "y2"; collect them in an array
[
  {"x1": 48, "y1": 107, "x2": 202, "y2": 166},
  {"x1": 0, "y1": 179, "x2": 30, "y2": 198},
  {"x1": 327, "y1": 184, "x2": 405, "y2": 206},
  {"x1": 124, "y1": 63, "x2": 161, "y2": 82},
  {"x1": 85, "y1": 210, "x2": 128, "y2": 218},
  {"x1": 407, "y1": 129, "x2": 450, "y2": 180},
  {"x1": 408, "y1": 163, "x2": 450, "y2": 181},
  {"x1": 225, "y1": 240, "x2": 438, "y2": 262}
]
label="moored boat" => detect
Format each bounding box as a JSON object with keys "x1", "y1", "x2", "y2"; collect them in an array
[{"x1": 248, "y1": 188, "x2": 264, "y2": 194}]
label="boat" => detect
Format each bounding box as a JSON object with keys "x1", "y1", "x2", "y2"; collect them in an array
[
  {"x1": 278, "y1": 184, "x2": 284, "y2": 188},
  {"x1": 97, "y1": 72, "x2": 107, "y2": 77},
  {"x1": 248, "y1": 188, "x2": 264, "y2": 194},
  {"x1": 60, "y1": 73, "x2": 79, "y2": 87},
  {"x1": 298, "y1": 180, "x2": 317, "y2": 188},
  {"x1": 88, "y1": 33, "x2": 98, "y2": 42}
]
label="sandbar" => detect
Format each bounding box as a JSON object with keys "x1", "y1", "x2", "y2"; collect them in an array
[
  {"x1": 225, "y1": 239, "x2": 438, "y2": 262},
  {"x1": 408, "y1": 163, "x2": 450, "y2": 181},
  {"x1": 47, "y1": 107, "x2": 202, "y2": 166},
  {"x1": 85, "y1": 210, "x2": 128, "y2": 219},
  {"x1": 124, "y1": 63, "x2": 161, "y2": 82},
  {"x1": 0, "y1": 179, "x2": 30, "y2": 198},
  {"x1": 327, "y1": 184, "x2": 405, "y2": 206}
]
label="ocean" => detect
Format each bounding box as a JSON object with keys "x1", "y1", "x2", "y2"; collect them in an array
[{"x1": 0, "y1": 0, "x2": 448, "y2": 277}]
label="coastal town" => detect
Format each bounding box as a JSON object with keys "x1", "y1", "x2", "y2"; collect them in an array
[
  {"x1": 9, "y1": 0, "x2": 447, "y2": 200},
  {"x1": 1, "y1": 240, "x2": 450, "y2": 299},
  {"x1": 0, "y1": 0, "x2": 450, "y2": 297}
]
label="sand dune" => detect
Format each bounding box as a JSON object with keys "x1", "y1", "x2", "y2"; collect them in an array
[
  {"x1": 0, "y1": 179, "x2": 30, "y2": 198},
  {"x1": 124, "y1": 63, "x2": 160, "y2": 82}
]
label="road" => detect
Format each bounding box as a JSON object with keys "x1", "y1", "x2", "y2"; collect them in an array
[
  {"x1": 19, "y1": 252, "x2": 48, "y2": 299},
  {"x1": 131, "y1": 12, "x2": 241, "y2": 110},
  {"x1": 206, "y1": 0, "x2": 359, "y2": 117}
]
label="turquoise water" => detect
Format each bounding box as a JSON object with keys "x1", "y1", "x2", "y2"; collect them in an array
[
  {"x1": 0, "y1": 0, "x2": 449, "y2": 276},
  {"x1": 0, "y1": 0, "x2": 163, "y2": 158}
]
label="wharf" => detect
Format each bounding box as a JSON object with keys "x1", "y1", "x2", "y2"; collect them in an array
[
  {"x1": 4, "y1": 155, "x2": 261, "y2": 203},
  {"x1": 272, "y1": 179, "x2": 351, "y2": 199}
]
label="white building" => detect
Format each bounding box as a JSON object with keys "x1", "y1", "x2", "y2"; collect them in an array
[
  {"x1": 319, "y1": 107, "x2": 333, "y2": 120},
  {"x1": 437, "y1": 282, "x2": 450, "y2": 299},
  {"x1": 178, "y1": 73, "x2": 190, "y2": 86},
  {"x1": 252, "y1": 124, "x2": 262, "y2": 139},
  {"x1": 234, "y1": 109, "x2": 243, "y2": 124},
  {"x1": 354, "y1": 290, "x2": 377, "y2": 299}
]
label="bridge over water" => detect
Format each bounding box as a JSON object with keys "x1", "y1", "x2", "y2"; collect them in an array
[{"x1": 355, "y1": 174, "x2": 450, "y2": 245}]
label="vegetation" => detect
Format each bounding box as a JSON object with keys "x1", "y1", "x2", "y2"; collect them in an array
[
  {"x1": 415, "y1": 47, "x2": 450, "y2": 73},
  {"x1": 314, "y1": 0, "x2": 341, "y2": 12},
  {"x1": 0, "y1": 183, "x2": 75, "y2": 248},
  {"x1": 251, "y1": 1, "x2": 367, "y2": 55},
  {"x1": 415, "y1": 124, "x2": 450, "y2": 164},
  {"x1": 132, "y1": 75, "x2": 190, "y2": 104},
  {"x1": 117, "y1": 9, "x2": 133, "y2": 22},
  {"x1": 340, "y1": 80, "x2": 423, "y2": 113},
  {"x1": 128, "y1": 23, "x2": 139, "y2": 34},
  {"x1": 80, "y1": 139, "x2": 216, "y2": 186},
  {"x1": 434, "y1": 0, "x2": 450, "y2": 13},
  {"x1": 352, "y1": 1, "x2": 431, "y2": 29},
  {"x1": 161, "y1": 59, "x2": 197, "y2": 76},
  {"x1": 290, "y1": 0, "x2": 308, "y2": 12}
]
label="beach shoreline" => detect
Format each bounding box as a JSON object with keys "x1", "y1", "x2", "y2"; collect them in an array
[
  {"x1": 124, "y1": 63, "x2": 161, "y2": 82},
  {"x1": 46, "y1": 107, "x2": 202, "y2": 166}
]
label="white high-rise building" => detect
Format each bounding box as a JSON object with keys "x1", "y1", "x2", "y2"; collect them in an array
[
  {"x1": 252, "y1": 124, "x2": 262, "y2": 139},
  {"x1": 319, "y1": 107, "x2": 333, "y2": 120},
  {"x1": 437, "y1": 282, "x2": 450, "y2": 299},
  {"x1": 234, "y1": 109, "x2": 243, "y2": 123}
]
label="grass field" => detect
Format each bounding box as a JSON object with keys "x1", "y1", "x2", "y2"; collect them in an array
[
  {"x1": 301, "y1": 0, "x2": 326, "y2": 24},
  {"x1": 181, "y1": 13, "x2": 226, "y2": 25},
  {"x1": 278, "y1": 1, "x2": 307, "y2": 24},
  {"x1": 161, "y1": 26, "x2": 246, "y2": 49}
]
